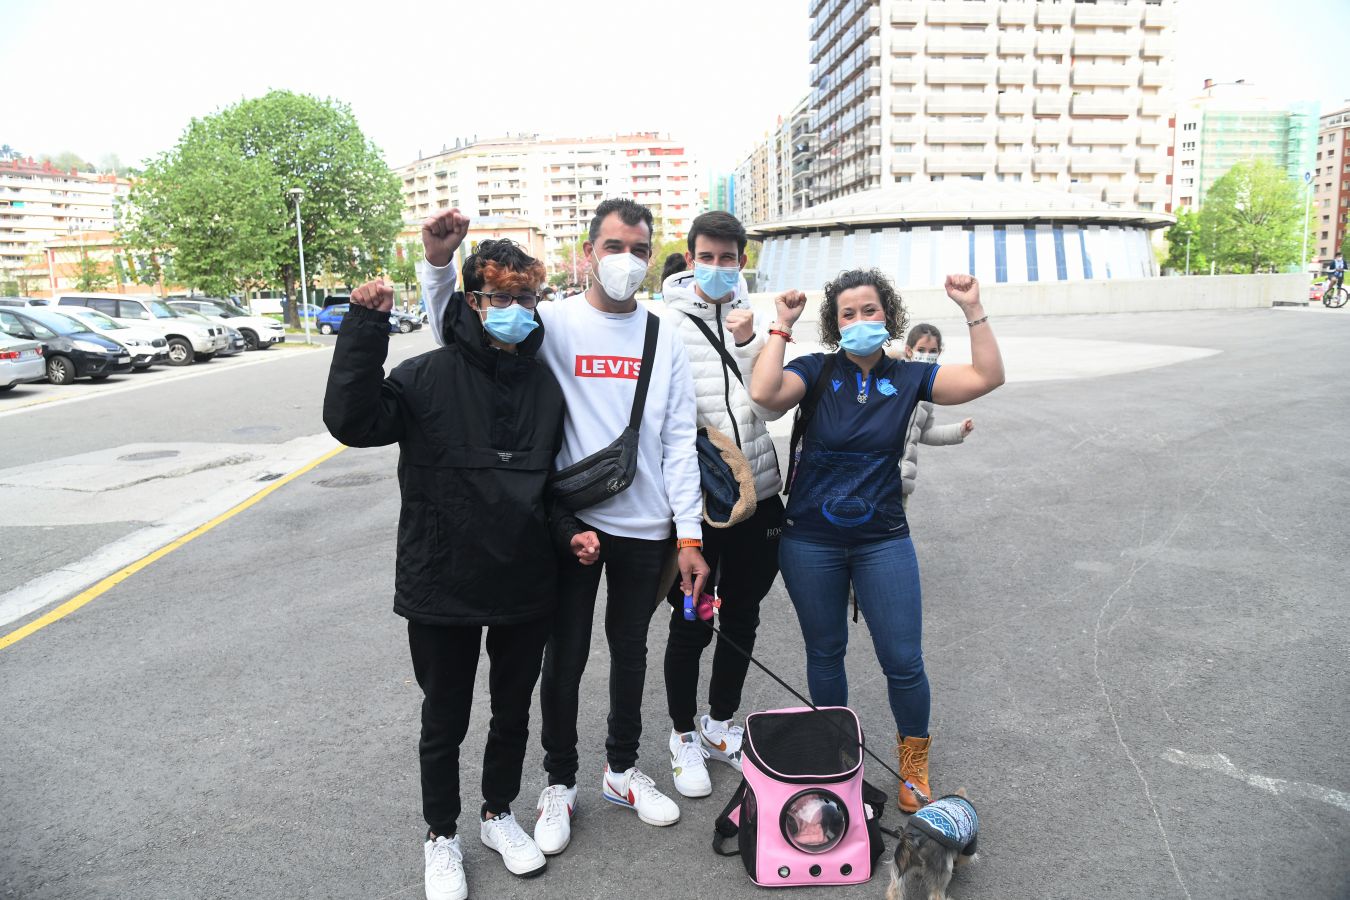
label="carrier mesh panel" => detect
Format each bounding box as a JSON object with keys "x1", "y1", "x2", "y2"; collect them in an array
[{"x1": 745, "y1": 708, "x2": 861, "y2": 778}]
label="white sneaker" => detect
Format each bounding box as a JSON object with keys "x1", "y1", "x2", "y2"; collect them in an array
[
  {"x1": 534, "y1": 784, "x2": 577, "y2": 856},
  {"x1": 423, "y1": 834, "x2": 467, "y2": 900},
  {"x1": 669, "y1": 729, "x2": 712, "y2": 798},
  {"x1": 698, "y1": 715, "x2": 745, "y2": 772},
  {"x1": 602, "y1": 765, "x2": 680, "y2": 826},
  {"x1": 480, "y1": 811, "x2": 547, "y2": 877}
]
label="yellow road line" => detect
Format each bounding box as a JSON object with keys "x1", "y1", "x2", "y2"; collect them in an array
[{"x1": 0, "y1": 445, "x2": 347, "y2": 652}]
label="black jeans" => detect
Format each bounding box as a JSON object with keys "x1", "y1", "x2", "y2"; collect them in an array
[
  {"x1": 664, "y1": 496, "x2": 783, "y2": 733},
  {"x1": 539, "y1": 522, "x2": 674, "y2": 786},
  {"x1": 408, "y1": 617, "x2": 552, "y2": 836}
]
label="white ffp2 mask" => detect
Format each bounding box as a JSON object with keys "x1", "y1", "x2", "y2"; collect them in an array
[{"x1": 593, "y1": 250, "x2": 648, "y2": 301}]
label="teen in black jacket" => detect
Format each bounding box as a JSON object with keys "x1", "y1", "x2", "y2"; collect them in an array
[{"x1": 323, "y1": 235, "x2": 598, "y2": 895}]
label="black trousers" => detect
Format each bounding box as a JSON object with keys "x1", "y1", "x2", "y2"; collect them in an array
[
  {"x1": 539, "y1": 522, "x2": 674, "y2": 786},
  {"x1": 664, "y1": 496, "x2": 783, "y2": 733},
  {"x1": 408, "y1": 617, "x2": 552, "y2": 836}
]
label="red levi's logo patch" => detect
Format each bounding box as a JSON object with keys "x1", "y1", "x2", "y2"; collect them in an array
[{"x1": 575, "y1": 356, "x2": 642, "y2": 379}]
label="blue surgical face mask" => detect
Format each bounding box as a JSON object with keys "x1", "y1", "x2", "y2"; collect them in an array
[
  {"x1": 693, "y1": 262, "x2": 740, "y2": 301},
  {"x1": 838, "y1": 320, "x2": 889, "y2": 356},
  {"x1": 482, "y1": 304, "x2": 538, "y2": 345}
]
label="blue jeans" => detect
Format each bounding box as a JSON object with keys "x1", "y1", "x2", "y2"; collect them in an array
[{"x1": 778, "y1": 535, "x2": 930, "y2": 738}]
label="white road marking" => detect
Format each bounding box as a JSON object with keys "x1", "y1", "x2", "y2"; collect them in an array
[{"x1": 1165, "y1": 749, "x2": 1350, "y2": 814}]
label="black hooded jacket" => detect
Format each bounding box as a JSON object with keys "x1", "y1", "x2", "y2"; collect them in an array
[{"x1": 323, "y1": 296, "x2": 573, "y2": 625}]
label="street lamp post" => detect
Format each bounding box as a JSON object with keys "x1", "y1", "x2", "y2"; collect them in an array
[
  {"x1": 288, "y1": 188, "x2": 312, "y2": 345},
  {"x1": 1301, "y1": 171, "x2": 1313, "y2": 275}
]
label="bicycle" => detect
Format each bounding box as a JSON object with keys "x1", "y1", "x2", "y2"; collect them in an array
[{"x1": 1322, "y1": 275, "x2": 1348, "y2": 309}]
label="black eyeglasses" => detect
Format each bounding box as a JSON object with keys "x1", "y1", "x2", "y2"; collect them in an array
[{"x1": 470, "y1": 291, "x2": 540, "y2": 310}]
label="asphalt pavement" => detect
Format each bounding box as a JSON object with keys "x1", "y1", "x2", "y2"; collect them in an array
[{"x1": 2, "y1": 307, "x2": 1348, "y2": 899}]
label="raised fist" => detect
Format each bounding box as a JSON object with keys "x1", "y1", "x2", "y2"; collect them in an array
[
  {"x1": 725, "y1": 308, "x2": 755, "y2": 345},
  {"x1": 422, "y1": 208, "x2": 470, "y2": 268},
  {"x1": 351, "y1": 279, "x2": 394, "y2": 313},
  {"x1": 944, "y1": 274, "x2": 980, "y2": 309},
  {"x1": 774, "y1": 289, "x2": 808, "y2": 328}
]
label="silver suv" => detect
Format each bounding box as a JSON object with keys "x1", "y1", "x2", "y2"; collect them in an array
[{"x1": 54, "y1": 293, "x2": 226, "y2": 366}]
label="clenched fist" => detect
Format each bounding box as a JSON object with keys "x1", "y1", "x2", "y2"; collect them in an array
[
  {"x1": 351, "y1": 279, "x2": 394, "y2": 313},
  {"x1": 725, "y1": 309, "x2": 755, "y2": 345},
  {"x1": 773, "y1": 289, "x2": 808, "y2": 328},
  {"x1": 422, "y1": 208, "x2": 470, "y2": 268},
  {"x1": 944, "y1": 274, "x2": 980, "y2": 310}
]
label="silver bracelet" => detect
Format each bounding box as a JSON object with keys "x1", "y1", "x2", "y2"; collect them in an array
[{"x1": 966, "y1": 315, "x2": 988, "y2": 327}]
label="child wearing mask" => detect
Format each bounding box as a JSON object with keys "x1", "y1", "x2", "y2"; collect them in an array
[{"x1": 891, "y1": 324, "x2": 973, "y2": 507}]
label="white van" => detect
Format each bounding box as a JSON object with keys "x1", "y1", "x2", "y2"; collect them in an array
[{"x1": 54, "y1": 293, "x2": 226, "y2": 366}]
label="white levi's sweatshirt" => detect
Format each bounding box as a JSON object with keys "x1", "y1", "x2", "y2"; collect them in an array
[{"x1": 420, "y1": 258, "x2": 703, "y2": 542}]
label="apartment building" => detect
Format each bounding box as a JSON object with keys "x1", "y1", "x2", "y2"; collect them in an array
[
  {"x1": 398, "y1": 134, "x2": 700, "y2": 268},
  {"x1": 0, "y1": 158, "x2": 131, "y2": 280},
  {"x1": 732, "y1": 96, "x2": 816, "y2": 227},
  {"x1": 1171, "y1": 80, "x2": 1318, "y2": 210},
  {"x1": 1310, "y1": 104, "x2": 1349, "y2": 263},
  {"x1": 807, "y1": 0, "x2": 1176, "y2": 211}
]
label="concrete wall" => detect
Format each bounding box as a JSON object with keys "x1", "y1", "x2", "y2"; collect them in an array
[{"x1": 739, "y1": 273, "x2": 1306, "y2": 324}]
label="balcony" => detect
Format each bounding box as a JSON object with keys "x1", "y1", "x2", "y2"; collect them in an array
[
  {"x1": 1036, "y1": 121, "x2": 1069, "y2": 143},
  {"x1": 927, "y1": 62, "x2": 996, "y2": 85},
  {"x1": 890, "y1": 30, "x2": 923, "y2": 55},
  {"x1": 998, "y1": 31, "x2": 1035, "y2": 56},
  {"x1": 890, "y1": 1, "x2": 922, "y2": 24},
  {"x1": 1144, "y1": 5, "x2": 1176, "y2": 29},
  {"x1": 1035, "y1": 64, "x2": 1068, "y2": 85},
  {"x1": 926, "y1": 121, "x2": 996, "y2": 143},
  {"x1": 1136, "y1": 183, "x2": 1172, "y2": 203},
  {"x1": 926, "y1": 153, "x2": 995, "y2": 174},
  {"x1": 891, "y1": 94, "x2": 923, "y2": 115},
  {"x1": 925, "y1": 1, "x2": 995, "y2": 25},
  {"x1": 1141, "y1": 34, "x2": 1171, "y2": 59},
  {"x1": 1074, "y1": 4, "x2": 1142, "y2": 27},
  {"x1": 891, "y1": 154, "x2": 923, "y2": 174},
  {"x1": 1137, "y1": 155, "x2": 1170, "y2": 175},
  {"x1": 997, "y1": 154, "x2": 1032, "y2": 172},
  {"x1": 868, "y1": 157, "x2": 883, "y2": 176},
  {"x1": 1037, "y1": 4, "x2": 1072, "y2": 26},
  {"x1": 890, "y1": 62, "x2": 922, "y2": 84},
  {"x1": 1140, "y1": 64, "x2": 1173, "y2": 87},
  {"x1": 1068, "y1": 155, "x2": 1133, "y2": 175},
  {"x1": 1072, "y1": 64, "x2": 1142, "y2": 88},
  {"x1": 998, "y1": 92, "x2": 1034, "y2": 114},
  {"x1": 1071, "y1": 94, "x2": 1136, "y2": 117},
  {"x1": 998, "y1": 64, "x2": 1034, "y2": 85},
  {"x1": 1140, "y1": 94, "x2": 1170, "y2": 116},
  {"x1": 1036, "y1": 33, "x2": 1072, "y2": 56},
  {"x1": 1032, "y1": 154, "x2": 1067, "y2": 173},
  {"x1": 1073, "y1": 34, "x2": 1141, "y2": 57},
  {"x1": 998, "y1": 122, "x2": 1033, "y2": 143},
  {"x1": 1034, "y1": 94, "x2": 1069, "y2": 115},
  {"x1": 926, "y1": 94, "x2": 996, "y2": 115},
  {"x1": 999, "y1": 2, "x2": 1034, "y2": 25},
  {"x1": 927, "y1": 32, "x2": 997, "y2": 55},
  {"x1": 890, "y1": 123, "x2": 923, "y2": 144},
  {"x1": 1070, "y1": 122, "x2": 1137, "y2": 145},
  {"x1": 866, "y1": 126, "x2": 882, "y2": 147},
  {"x1": 865, "y1": 66, "x2": 883, "y2": 89},
  {"x1": 1104, "y1": 184, "x2": 1137, "y2": 204},
  {"x1": 865, "y1": 96, "x2": 882, "y2": 118},
  {"x1": 1068, "y1": 183, "x2": 1106, "y2": 199},
  {"x1": 1137, "y1": 126, "x2": 1171, "y2": 147}
]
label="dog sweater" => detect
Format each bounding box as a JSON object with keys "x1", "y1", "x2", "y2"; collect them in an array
[{"x1": 910, "y1": 795, "x2": 978, "y2": 855}]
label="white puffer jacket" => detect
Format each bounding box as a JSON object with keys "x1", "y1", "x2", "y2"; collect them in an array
[
  {"x1": 901, "y1": 400, "x2": 965, "y2": 496},
  {"x1": 658, "y1": 270, "x2": 785, "y2": 501}
]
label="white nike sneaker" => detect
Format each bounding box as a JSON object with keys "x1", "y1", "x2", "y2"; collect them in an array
[
  {"x1": 534, "y1": 783, "x2": 577, "y2": 856},
  {"x1": 602, "y1": 765, "x2": 680, "y2": 826},
  {"x1": 423, "y1": 834, "x2": 467, "y2": 900},
  {"x1": 480, "y1": 811, "x2": 547, "y2": 877},
  {"x1": 669, "y1": 728, "x2": 712, "y2": 798},
  {"x1": 698, "y1": 715, "x2": 745, "y2": 772}
]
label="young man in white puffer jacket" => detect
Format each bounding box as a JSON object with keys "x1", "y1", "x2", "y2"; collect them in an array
[{"x1": 656, "y1": 211, "x2": 786, "y2": 799}]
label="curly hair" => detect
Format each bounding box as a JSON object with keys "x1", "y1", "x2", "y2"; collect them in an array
[
  {"x1": 462, "y1": 239, "x2": 545, "y2": 294},
  {"x1": 817, "y1": 268, "x2": 907, "y2": 350}
]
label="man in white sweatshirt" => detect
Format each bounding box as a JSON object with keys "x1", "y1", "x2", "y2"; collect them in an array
[
  {"x1": 655, "y1": 211, "x2": 787, "y2": 800},
  {"x1": 419, "y1": 200, "x2": 709, "y2": 858}
]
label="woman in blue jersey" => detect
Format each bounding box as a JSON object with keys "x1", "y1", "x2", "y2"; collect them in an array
[{"x1": 749, "y1": 269, "x2": 1004, "y2": 813}]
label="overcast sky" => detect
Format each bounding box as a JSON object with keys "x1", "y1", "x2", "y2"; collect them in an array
[{"x1": 2, "y1": 0, "x2": 1347, "y2": 176}]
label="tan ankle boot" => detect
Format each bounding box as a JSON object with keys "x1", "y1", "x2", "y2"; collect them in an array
[{"x1": 896, "y1": 733, "x2": 932, "y2": 813}]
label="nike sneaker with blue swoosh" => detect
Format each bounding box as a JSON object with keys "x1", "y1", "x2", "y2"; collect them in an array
[{"x1": 601, "y1": 765, "x2": 680, "y2": 826}]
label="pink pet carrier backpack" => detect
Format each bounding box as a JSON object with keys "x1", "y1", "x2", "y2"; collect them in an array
[{"x1": 712, "y1": 706, "x2": 886, "y2": 887}]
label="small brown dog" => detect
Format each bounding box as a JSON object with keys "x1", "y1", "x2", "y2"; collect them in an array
[{"x1": 885, "y1": 789, "x2": 979, "y2": 900}]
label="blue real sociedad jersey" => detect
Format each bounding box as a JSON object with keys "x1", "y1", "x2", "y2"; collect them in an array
[{"x1": 783, "y1": 351, "x2": 938, "y2": 546}]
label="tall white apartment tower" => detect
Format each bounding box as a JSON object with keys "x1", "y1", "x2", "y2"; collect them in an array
[{"x1": 809, "y1": 0, "x2": 1176, "y2": 210}]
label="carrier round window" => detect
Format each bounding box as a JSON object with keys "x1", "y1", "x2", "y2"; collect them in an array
[{"x1": 780, "y1": 789, "x2": 849, "y2": 854}]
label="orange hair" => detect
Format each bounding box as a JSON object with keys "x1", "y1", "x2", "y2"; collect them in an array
[{"x1": 480, "y1": 258, "x2": 546, "y2": 293}]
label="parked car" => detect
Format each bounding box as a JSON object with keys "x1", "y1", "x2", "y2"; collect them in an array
[
  {"x1": 0, "y1": 307, "x2": 131, "y2": 384},
  {"x1": 175, "y1": 311, "x2": 245, "y2": 357},
  {"x1": 316, "y1": 303, "x2": 405, "y2": 335},
  {"x1": 54, "y1": 306, "x2": 170, "y2": 370},
  {"x1": 0, "y1": 332, "x2": 46, "y2": 391},
  {"x1": 390, "y1": 310, "x2": 423, "y2": 334},
  {"x1": 281, "y1": 300, "x2": 322, "y2": 320},
  {"x1": 168, "y1": 297, "x2": 287, "y2": 350},
  {"x1": 54, "y1": 293, "x2": 226, "y2": 366},
  {"x1": 0, "y1": 297, "x2": 50, "y2": 308}
]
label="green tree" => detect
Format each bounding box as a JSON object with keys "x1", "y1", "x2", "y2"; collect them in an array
[
  {"x1": 1162, "y1": 207, "x2": 1207, "y2": 274},
  {"x1": 1196, "y1": 159, "x2": 1308, "y2": 274},
  {"x1": 121, "y1": 91, "x2": 403, "y2": 326},
  {"x1": 40, "y1": 151, "x2": 94, "y2": 172},
  {"x1": 645, "y1": 233, "x2": 690, "y2": 292},
  {"x1": 388, "y1": 246, "x2": 419, "y2": 291},
  {"x1": 74, "y1": 256, "x2": 113, "y2": 291}
]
